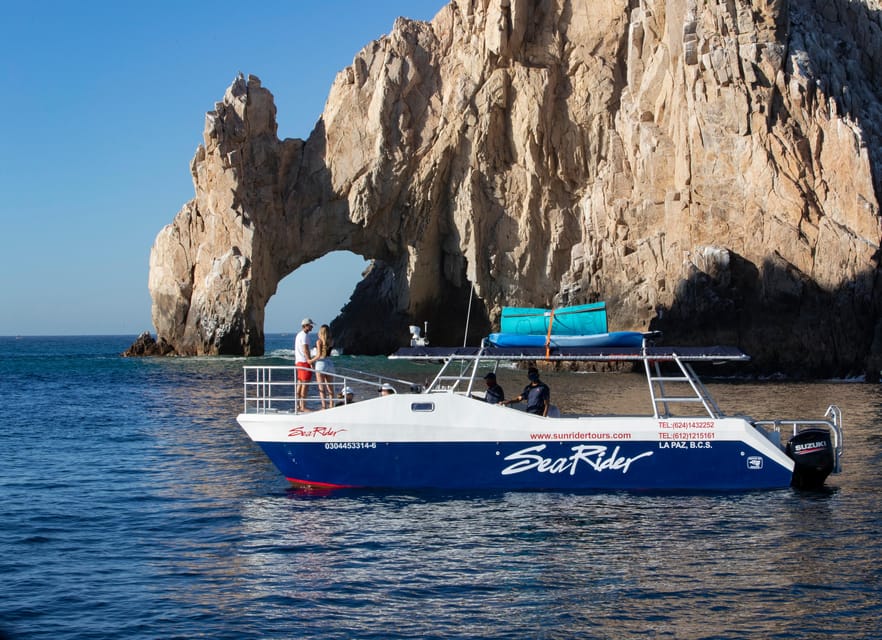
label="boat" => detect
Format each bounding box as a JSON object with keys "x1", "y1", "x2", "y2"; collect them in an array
[
  {"x1": 235, "y1": 336, "x2": 843, "y2": 491},
  {"x1": 501, "y1": 302, "x2": 607, "y2": 336},
  {"x1": 487, "y1": 331, "x2": 644, "y2": 348}
]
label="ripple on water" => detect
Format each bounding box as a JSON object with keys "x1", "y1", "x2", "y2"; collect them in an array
[{"x1": 1, "y1": 338, "x2": 881, "y2": 639}]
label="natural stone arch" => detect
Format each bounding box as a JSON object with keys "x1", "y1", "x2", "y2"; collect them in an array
[
  {"x1": 147, "y1": 2, "x2": 882, "y2": 378},
  {"x1": 148, "y1": 72, "x2": 494, "y2": 357},
  {"x1": 264, "y1": 251, "x2": 369, "y2": 333}
]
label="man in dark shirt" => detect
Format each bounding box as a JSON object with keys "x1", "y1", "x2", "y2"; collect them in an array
[
  {"x1": 483, "y1": 371, "x2": 505, "y2": 404},
  {"x1": 502, "y1": 366, "x2": 550, "y2": 416}
]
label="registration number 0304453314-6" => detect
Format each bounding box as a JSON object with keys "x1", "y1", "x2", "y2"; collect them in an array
[{"x1": 324, "y1": 442, "x2": 378, "y2": 450}]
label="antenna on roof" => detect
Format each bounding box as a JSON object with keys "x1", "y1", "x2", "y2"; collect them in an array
[{"x1": 463, "y1": 282, "x2": 475, "y2": 347}]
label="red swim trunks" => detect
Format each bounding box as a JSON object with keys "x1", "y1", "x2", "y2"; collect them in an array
[{"x1": 296, "y1": 362, "x2": 313, "y2": 382}]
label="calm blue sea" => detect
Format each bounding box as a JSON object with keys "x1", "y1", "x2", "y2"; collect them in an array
[{"x1": 2, "y1": 335, "x2": 882, "y2": 639}]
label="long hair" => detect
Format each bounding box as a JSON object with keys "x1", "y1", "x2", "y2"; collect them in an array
[{"x1": 318, "y1": 324, "x2": 332, "y2": 358}]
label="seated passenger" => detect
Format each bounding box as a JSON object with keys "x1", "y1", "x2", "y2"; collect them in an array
[
  {"x1": 379, "y1": 383, "x2": 395, "y2": 396},
  {"x1": 336, "y1": 386, "x2": 355, "y2": 405}
]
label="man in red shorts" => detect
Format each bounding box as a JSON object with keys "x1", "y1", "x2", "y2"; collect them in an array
[{"x1": 295, "y1": 317, "x2": 314, "y2": 411}]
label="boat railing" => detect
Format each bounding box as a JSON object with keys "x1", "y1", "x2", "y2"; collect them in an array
[
  {"x1": 333, "y1": 365, "x2": 419, "y2": 390},
  {"x1": 752, "y1": 404, "x2": 843, "y2": 473},
  {"x1": 241, "y1": 365, "x2": 418, "y2": 414}
]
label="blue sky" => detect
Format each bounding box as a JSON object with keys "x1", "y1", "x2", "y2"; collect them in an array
[{"x1": 0, "y1": 0, "x2": 444, "y2": 336}]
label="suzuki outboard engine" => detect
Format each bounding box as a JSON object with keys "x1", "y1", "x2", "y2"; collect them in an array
[{"x1": 786, "y1": 428, "x2": 835, "y2": 490}]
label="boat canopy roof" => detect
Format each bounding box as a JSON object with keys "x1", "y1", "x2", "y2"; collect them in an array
[{"x1": 390, "y1": 344, "x2": 750, "y2": 363}]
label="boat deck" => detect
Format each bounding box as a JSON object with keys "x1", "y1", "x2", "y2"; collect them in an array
[{"x1": 391, "y1": 344, "x2": 751, "y2": 362}]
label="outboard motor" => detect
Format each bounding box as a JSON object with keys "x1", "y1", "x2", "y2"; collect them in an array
[{"x1": 786, "y1": 428, "x2": 835, "y2": 490}]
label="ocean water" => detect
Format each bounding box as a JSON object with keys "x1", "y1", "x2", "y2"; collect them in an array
[{"x1": 2, "y1": 334, "x2": 881, "y2": 639}]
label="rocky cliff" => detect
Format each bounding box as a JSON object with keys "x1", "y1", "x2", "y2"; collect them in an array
[{"x1": 148, "y1": 0, "x2": 882, "y2": 378}]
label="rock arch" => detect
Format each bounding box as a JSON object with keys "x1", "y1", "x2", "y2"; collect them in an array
[
  {"x1": 148, "y1": 70, "x2": 493, "y2": 357},
  {"x1": 148, "y1": 1, "x2": 882, "y2": 377}
]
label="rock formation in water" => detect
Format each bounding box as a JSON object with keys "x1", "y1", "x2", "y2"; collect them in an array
[
  {"x1": 146, "y1": 0, "x2": 882, "y2": 378},
  {"x1": 122, "y1": 331, "x2": 175, "y2": 357}
]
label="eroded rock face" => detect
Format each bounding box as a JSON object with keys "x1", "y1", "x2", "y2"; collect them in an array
[{"x1": 147, "y1": 0, "x2": 882, "y2": 378}]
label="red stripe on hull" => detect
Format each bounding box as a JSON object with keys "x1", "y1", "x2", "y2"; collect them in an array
[{"x1": 286, "y1": 476, "x2": 357, "y2": 489}]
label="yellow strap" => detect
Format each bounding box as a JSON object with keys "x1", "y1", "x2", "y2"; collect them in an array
[{"x1": 544, "y1": 308, "x2": 556, "y2": 359}]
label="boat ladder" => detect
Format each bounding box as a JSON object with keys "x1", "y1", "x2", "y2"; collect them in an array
[{"x1": 644, "y1": 353, "x2": 723, "y2": 419}]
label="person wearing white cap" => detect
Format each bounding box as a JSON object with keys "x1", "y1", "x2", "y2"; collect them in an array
[
  {"x1": 294, "y1": 318, "x2": 314, "y2": 411},
  {"x1": 379, "y1": 383, "x2": 395, "y2": 396},
  {"x1": 337, "y1": 386, "x2": 355, "y2": 405}
]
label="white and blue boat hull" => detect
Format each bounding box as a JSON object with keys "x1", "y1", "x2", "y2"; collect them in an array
[
  {"x1": 254, "y1": 441, "x2": 793, "y2": 490},
  {"x1": 238, "y1": 393, "x2": 795, "y2": 491}
]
